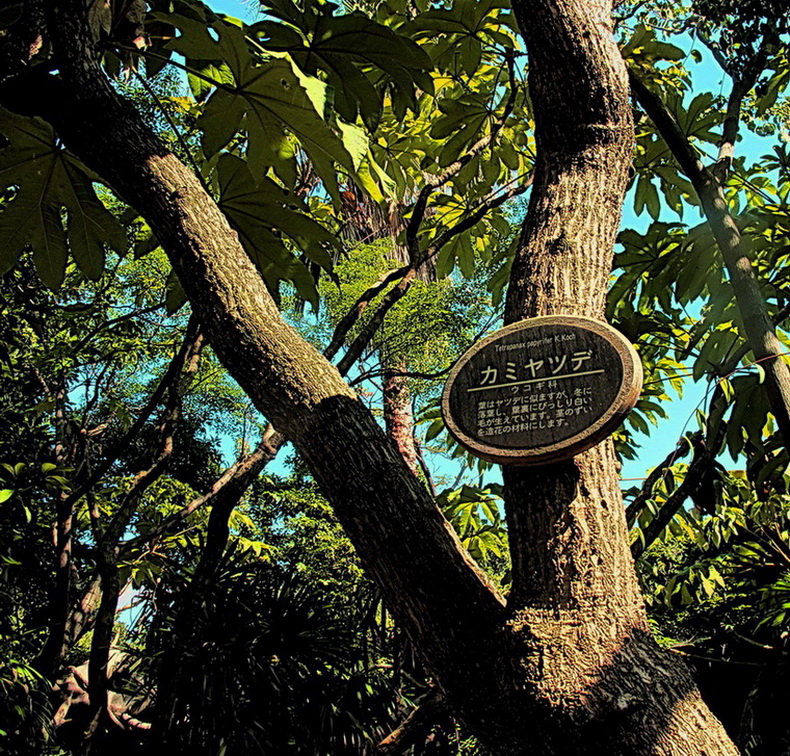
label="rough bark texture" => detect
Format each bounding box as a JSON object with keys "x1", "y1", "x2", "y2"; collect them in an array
[
  {"x1": 383, "y1": 363, "x2": 420, "y2": 475},
  {"x1": 499, "y1": 0, "x2": 738, "y2": 752},
  {"x1": 0, "y1": 0, "x2": 741, "y2": 752},
  {"x1": 380, "y1": 202, "x2": 429, "y2": 476}
]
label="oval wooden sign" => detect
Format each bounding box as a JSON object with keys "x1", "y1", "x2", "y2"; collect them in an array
[{"x1": 441, "y1": 315, "x2": 643, "y2": 465}]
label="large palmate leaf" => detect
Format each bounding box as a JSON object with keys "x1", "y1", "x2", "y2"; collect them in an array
[
  {"x1": 429, "y1": 93, "x2": 490, "y2": 167},
  {"x1": 407, "y1": 0, "x2": 518, "y2": 78},
  {"x1": 216, "y1": 154, "x2": 339, "y2": 305},
  {"x1": 251, "y1": 0, "x2": 433, "y2": 130},
  {"x1": 158, "y1": 10, "x2": 365, "y2": 189},
  {"x1": 0, "y1": 110, "x2": 126, "y2": 288},
  {"x1": 438, "y1": 483, "x2": 506, "y2": 564}
]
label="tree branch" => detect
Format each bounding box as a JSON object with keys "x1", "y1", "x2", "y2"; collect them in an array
[
  {"x1": 39, "y1": 2, "x2": 504, "y2": 725},
  {"x1": 631, "y1": 434, "x2": 714, "y2": 559},
  {"x1": 324, "y1": 265, "x2": 408, "y2": 361},
  {"x1": 624, "y1": 439, "x2": 692, "y2": 527},
  {"x1": 714, "y1": 36, "x2": 772, "y2": 179},
  {"x1": 376, "y1": 687, "x2": 446, "y2": 755},
  {"x1": 627, "y1": 299, "x2": 790, "y2": 530},
  {"x1": 349, "y1": 366, "x2": 452, "y2": 387},
  {"x1": 695, "y1": 31, "x2": 732, "y2": 78},
  {"x1": 63, "y1": 571, "x2": 102, "y2": 651},
  {"x1": 68, "y1": 302, "x2": 164, "y2": 359},
  {"x1": 63, "y1": 315, "x2": 200, "y2": 512},
  {"x1": 120, "y1": 427, "x2": 282, "y2": 551},
  {"x1": 423, "y1": 177, "x2": 531, "y2": 261},
  {"x1": 405, "y1": 53, "x2": 519, "y2": 260},
  {"x1": 631, "y1": 389, "x2": 728, "y2": 558},
  {"x1": 630, "y1": 68, "x2": 790, "y2": 451},
  {"x1": 335, "y1": 178, "x2": 531, "y2": 375},
  {"x1": 85, "y1": 320, "x2": 204, "y2": 740},
  {"x1": 336, "y1": 268, "x2": 418, "y2": 375}
]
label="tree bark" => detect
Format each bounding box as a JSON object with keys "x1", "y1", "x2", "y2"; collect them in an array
[
  {"x1": 1, "y1": 0, "x2": 740, "y2": 752},
  {"x1": 382, "y1": 362, "x2": 419, "y2": 475},
  {"x1": 378, "y1": 200, "x2": 428, "y2": 477},
  {"x1": 499, "y1": 0, "x2": 738, "y2": 752}
]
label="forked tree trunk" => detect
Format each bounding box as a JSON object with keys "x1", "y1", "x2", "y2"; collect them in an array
[
  {"x1": 340, "y1": 191, "x2": 428, "y2": 476},
  {"x1": 3, "y1": 0, "x2": 739, "y2": 752}
]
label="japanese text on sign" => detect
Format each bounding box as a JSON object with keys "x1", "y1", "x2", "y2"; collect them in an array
[
  {"x1": 470, "y1": 350, "x2": 599, "y2": 392},
  {"x1": 475, "y1": 386, "x2": 594, "y2": 437},
  {"x1": 441, "y1": 315, "x2": 643, "y2": 465}
]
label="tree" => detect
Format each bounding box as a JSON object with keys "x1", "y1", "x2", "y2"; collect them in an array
[
  {"x1": 0, "y1": 0, "x2": 762, "y2": 752},
  {"x1": 0, "y1": 245, "x2": 272, "y2": 747}
]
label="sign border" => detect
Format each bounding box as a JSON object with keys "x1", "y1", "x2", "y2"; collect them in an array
[{"x1": 440, "y1": 315, "x2": 643, "y2": 466}]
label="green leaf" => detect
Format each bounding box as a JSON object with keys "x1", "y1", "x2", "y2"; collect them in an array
[
  {"x1": 205, "y1": 22, "x2": 364, "y2": 177},
  {"x1": 158, "y1": 12, "x2": 223, "y2": 61},
  {"x1": 252, "y1": 7, "x2": 433, "y2": 129},
  {"x1": 425, "y1": 418, "x2": 445, "y2": 442},
  {"x1": 216, "y1": 154, "x2": 338, "y2": 304},
  {"x1": 0, "y1": 109, "x2": 126, "y2": 287},
  {"x1": 30, "y1": 205, "x2": 68, "y2": 289},
  {"x1": 165, "y1": 270, "x2": 187, "y2": 314},
  {"x1": 628, "y1": 411, "x2": 650, "y2": 435},
  {"x1": 239, "y1": 55, "x2": 361, "y2": 173},
  {"x1": 161, "y1": 11, "x2": 367, "y2": 187},
  {"x1": 720, "y1": 377, "x2": 735, "y2": 402},
  {"x1": 197, "y1": 88, "x2": 246, "y2": 157},
  {"x1": 430, "y1": 95, "x2": 488, "y2": 166},
  {"x1": 63, "y1": 173, "x2": 127, "y2": 279},
  {"x1": 634, "y1": 174, "x2": 660, "y2": 218},
  {"x1": 337, "y1": 121, "x2": 367, "y2": 172}
]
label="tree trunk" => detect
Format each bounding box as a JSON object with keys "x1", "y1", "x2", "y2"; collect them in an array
[
  {"x1": 494, "y1": 0, "x2": 737, "y2": 751},
  {"x1": 378, "y1": 200, "x2": 428, "y2": 476},
  {"x1": 341, "y1": 189, "x2": 429, "y2": 476},
  {"x1": 1, "y1": 0, "x2": 740, "y2": 752},
  {"x1": 382, "y1": 361, "x2": 420, "y2": 475}
]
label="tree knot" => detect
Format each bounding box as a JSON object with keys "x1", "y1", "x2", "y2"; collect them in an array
[{"x1": 548, "y1": 235, "x2": 573, "y2": 256}]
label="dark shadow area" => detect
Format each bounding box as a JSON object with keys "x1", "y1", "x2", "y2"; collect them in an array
[{"x1": 483, "y1": 622, "x2": 737, "y2": 754}]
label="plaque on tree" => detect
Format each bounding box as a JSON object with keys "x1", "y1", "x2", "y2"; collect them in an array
[{"x1": 441, "y1": 315, "x2": 643, "y2": 465}]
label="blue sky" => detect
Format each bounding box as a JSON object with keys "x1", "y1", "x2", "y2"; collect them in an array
[{"x1": 211, "y1": 0, "x2": 260, "y2": 19}]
